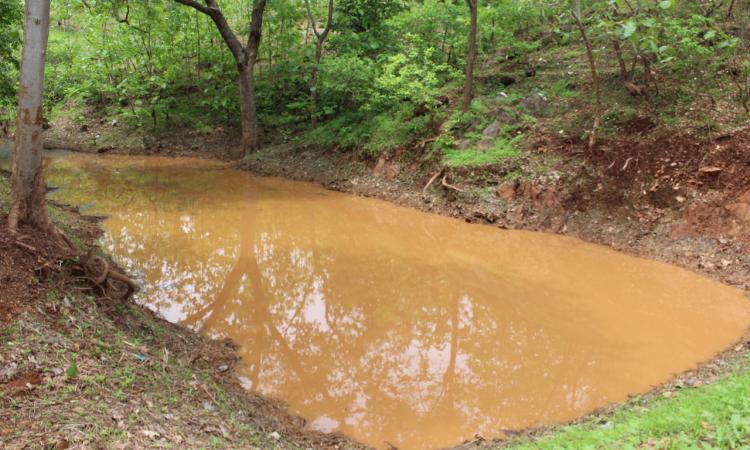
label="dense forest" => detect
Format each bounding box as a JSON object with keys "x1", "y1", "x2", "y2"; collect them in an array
[
  {"x1": 1, "y1": 0, "x2": 748, "y2": 161},
  {"x1": 4, "y1": 1, "x2": 750, "y2": 449}
]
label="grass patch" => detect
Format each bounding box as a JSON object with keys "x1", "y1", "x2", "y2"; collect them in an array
[
  {"x1": 509, "y1": 356, "x2": 750, "y2": 449},
  {"x1": 443, "y1": 136, "x2": 522, "y2": 167}
]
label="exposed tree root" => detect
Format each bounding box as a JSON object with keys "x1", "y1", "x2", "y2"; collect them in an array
[
  {"x1": 422, "y1": 168, "x2": 445, "y2": 193},
  {"x1": 441, "y1": 173, "x2": 465, "y2": 193},
  {"x1": 78, "y1": 248, "x2": 137, "y2": 300}
]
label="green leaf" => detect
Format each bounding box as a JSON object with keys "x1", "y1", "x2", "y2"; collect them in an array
[
  {"x1": 659, "y1": 0, "x2": 672, "y2": 9},
  {"x1": 67, "y1": 356, "x2": 78, "y2": 379},
  {"x1": 622, "y1": 21, "x2": 637, "y2": 39}
]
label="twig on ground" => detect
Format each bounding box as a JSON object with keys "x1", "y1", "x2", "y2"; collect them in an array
[{"x1": 441, "y1": 174, "x2": 465, "y2": 193}]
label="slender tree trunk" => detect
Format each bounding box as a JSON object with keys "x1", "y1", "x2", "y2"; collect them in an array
[
  {"x1": 311, "y1": 44, "x2": 323, "y2": 127},
  {"x1": 462, "y1": 0, "x2": 477, "y2": 112},
  {"x1": 8, "y1": 0, "x2": 54, "y2": 234},
  {"x1": 572, "y1": 4, "x2": 601, "y2": 149},
  {"x1": 305, "y1": 0, "x2": 334, "y2": 128}
]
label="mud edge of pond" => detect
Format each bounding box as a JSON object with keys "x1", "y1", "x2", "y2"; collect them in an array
[
  {"x1": 233, "y1": 144, "x2": 750, "y2": 447},
  {"x1": 0, "y1": 184, "x2": 369, "y2": 449},
  {"x1": 30, "y1": 137, "x2": 750, "y2": 449}
]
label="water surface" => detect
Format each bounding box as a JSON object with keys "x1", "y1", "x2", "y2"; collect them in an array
[{"x1": 46, "y1": 153, "x2": 750, "y2": 450}]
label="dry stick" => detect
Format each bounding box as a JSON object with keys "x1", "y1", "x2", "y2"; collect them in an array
[
  {"x1": 423, "y1": 168, "x2": 445, "y2": 193},
  {"x1": 441, "y1": 174, "x2": 465, "y2": 193}
]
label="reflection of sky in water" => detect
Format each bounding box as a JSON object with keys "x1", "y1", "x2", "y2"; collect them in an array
[{"x1": 45, "y1": 153, "x2": 750, "y2": 450}]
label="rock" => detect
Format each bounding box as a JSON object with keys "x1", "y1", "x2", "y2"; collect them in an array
[
  {"x1": 496, "y1": 108, "x2": 518, "y2": 125},
  {"x1": 482, "y1": 121, "x2": 502, "y2": 139},
  {"x1": 698, "y1": 166, "x2": 722, "y2": 176},
  {"x1": 476, "y1": 139, "x2": 494, "y2": 151},
  {"x1": 111, "y1": 119, "x2": 119, "y2": 127},
  {"x1": 457, "y1": 139, "x2": 471, "y2": 150},
  {"x1": 217, "y1": 364, "x2": 229, "y2": 373},
  {"x1": 269, "y1": 431, "x2": 281, "y2": 440},
  {"x1": 372, "y1": 157, "x2": 387, "y2": 177},
  {"x1": 519, "y1": 93, "x2": 548, "y2": 115},
  {"x1": 202, "y1": 401, "x2": 215, "y2": 412},
  {"x1": 386, "y1": 163, "x2": 400, "y2": 180},
  {"x1": 495, "y1": 183, "x2": 517, "y2": 200}
]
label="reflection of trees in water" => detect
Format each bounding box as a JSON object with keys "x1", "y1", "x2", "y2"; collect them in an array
[
  {"x1": 48, "y1": 156, "x2": 606, "y2": 449},
  {"x1": 198, "y1": 190, "x2": 603, "y2": 448}
]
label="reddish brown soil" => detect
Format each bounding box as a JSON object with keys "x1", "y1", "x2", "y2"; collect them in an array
[{"x1": 0, "y1": 219, "x2": 48, "y2": 327}]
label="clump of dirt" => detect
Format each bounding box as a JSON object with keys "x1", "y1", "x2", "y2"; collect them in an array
[{"x1": 0, "y1": 220, "x2": 54, "y2": 326}]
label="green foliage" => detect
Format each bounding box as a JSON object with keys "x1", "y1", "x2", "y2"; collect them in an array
[
  {"x1": 67, "y1": 354, "x2": 78, "y2": 379},
  {"x1": 443, "y1": 136, "x2": 523, "y2": 167},
  {"x1": 0, "y1": 0, "x2": 21, "y2": 117}
]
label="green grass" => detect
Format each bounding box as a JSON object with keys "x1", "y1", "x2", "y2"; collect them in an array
[
  {"x1": 442, "y1": 136, "x2": 522, "y2": 167},
  {"x1": 509, "y1": 356, "x2": 750, "y2": 450}
]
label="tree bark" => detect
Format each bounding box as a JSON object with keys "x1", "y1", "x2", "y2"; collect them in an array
[
  {"x1": 572, "y1": 3, "x2": 601, "y2": 149},
  {"x1": 304, "y1": 0, "x2": 334, "y2": 127},
  {"x1": 174, "y1": 0, "x2": 267, "y2": 158},
  {"x1": 238, "y1": 64, "x2": 258, "y2": 156},
  {"x1": 8, "y1": 0, "x2": 54, "y2": 234},
  {"x1": 462, "y1": 0, "x2": 477, "y2": 112}
]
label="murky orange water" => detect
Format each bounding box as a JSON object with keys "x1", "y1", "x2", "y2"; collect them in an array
[{"x1": 46, "y1": 153, "x2": 750, "y2": 450}]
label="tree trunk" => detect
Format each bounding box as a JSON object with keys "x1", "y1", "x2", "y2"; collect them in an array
[
  {"x1": 238, "y1": 64, "x2": 259, "y2": 157},
  {"x1": 304, "y1": 0, "x2": 334, "y2": 128},
  {"x1": 311, "y1": 44, "x2": 322, "y2": 127},
  {"x1": 462, "y1": 0, "x2": 477, "y2": 112},
  {"x1": 572, "y1": 4, "x2": 601, "y2": 150},
  {"x1": 174, "y1": 0, "x2": 266, "y2": 159},
  {"x1": 8, "y1": 0, "x2": 54, "y2": 234}
]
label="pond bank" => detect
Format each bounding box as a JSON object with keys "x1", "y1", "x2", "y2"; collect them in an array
[
  {"x1": 0, "y1": 171, "x2": 366, "y2": 449},
  {"x1": 4, "y1": 123, "x2": 750, "y2": 448}
]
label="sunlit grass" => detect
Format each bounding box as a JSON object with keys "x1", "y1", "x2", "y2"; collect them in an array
[
  {"x1": 442, "y1": 136, "x2": 522, "y2": 167},
  {"x1": 509, "y1": 355, "x2": 750, "y2": 449}
]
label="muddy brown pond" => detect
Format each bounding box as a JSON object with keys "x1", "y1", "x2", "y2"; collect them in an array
[{"x1": 44, "y1": 153, "x2": 750, "y2": 450}]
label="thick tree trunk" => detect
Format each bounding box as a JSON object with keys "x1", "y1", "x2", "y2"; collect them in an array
[
  {"x1": 8, "y1": 0, "x2": 53, "y2": 233},
  {"x1": 462, "y1": 0, "x2": 477, "y2": 112},
  {"x1": 238, "y1": 64, "x2": 259, "y2": 158}
]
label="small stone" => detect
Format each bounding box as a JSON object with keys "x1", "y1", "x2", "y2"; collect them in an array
[
  {"x1": 519, "y1": 93, "x2": 548, "y2": 115},
  {"x1": 51, "y1": 367, "x2": 63, "y2": 376},
  {"x1": 482, "y1": 121, "x2": 502, "y2": 139},
  {"x1": 269, "y1": 431, "x2": 281, "y2": 440},
  {"x1": 675, "y1": 196, "x2": 686, "y2": 203},
  {"x1": 203, "y1": 401, "x2": 215, "y2": 412},
  {"x1": 217, "y1": 364, "x2": 229, "y2": 373},
  {"x1": 476, "y1": 139, "x2": 494, "y2": 151}
]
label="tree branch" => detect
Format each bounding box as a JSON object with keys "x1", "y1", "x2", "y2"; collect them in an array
[{"x1": 174, "y1": 0, "x2": 245, "y2": 64}]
